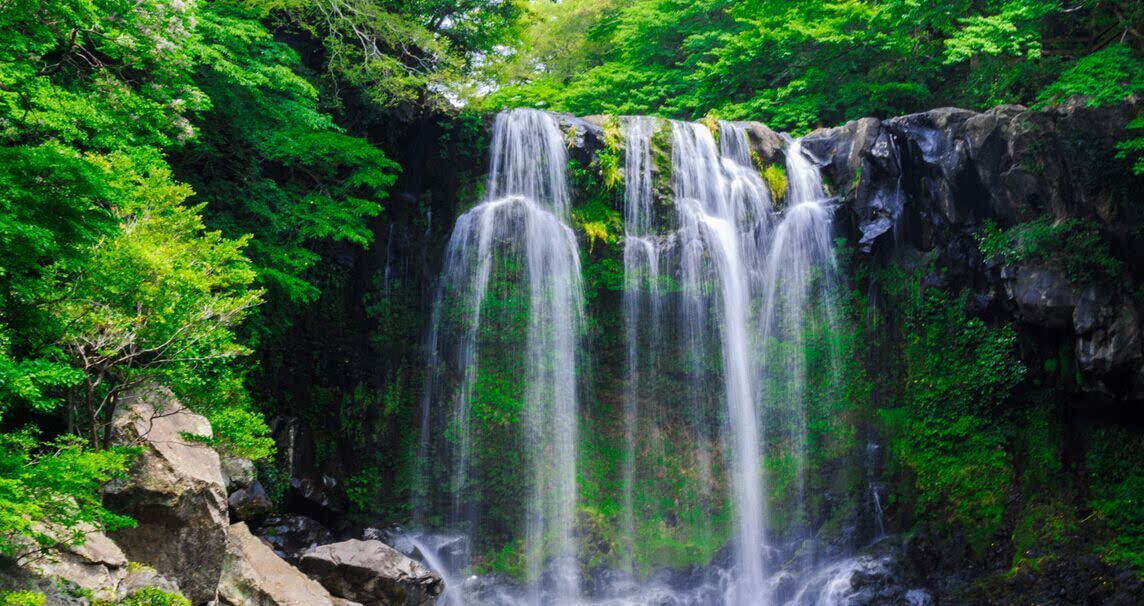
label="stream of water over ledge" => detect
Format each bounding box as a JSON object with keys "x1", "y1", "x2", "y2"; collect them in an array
[{"x1": 413, "y1": 108, "x2": 931, "y2": 605}]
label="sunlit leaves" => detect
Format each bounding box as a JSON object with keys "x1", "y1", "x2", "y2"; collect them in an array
[{"x1": 0, "y1": 431, "x2": 135, "y2": 556}]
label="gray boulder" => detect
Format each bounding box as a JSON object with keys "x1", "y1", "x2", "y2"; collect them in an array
[
  {"x1": 1074, "y1": 288, "x2": 1143, "y2": 377},
  {"x1": 104, "y1": 385, "x2": 229, "y2": 604},
  {"x1": 228, "y1": 480, "x2": 273, "y2": 522},
  {"x1": 219, "y1": 522, "x2": 350, "y2": 606},
  {"x1": 18, "y1": 530, "x2": 128, "y2": 602},
  {"x1": 221, "y1": 457, "x2": 257, "y2": 492},
  {"x1": 298, "y1": 539, "x2": 443, "y2": 606},
  {"x1": 14, "y1": 529, "x2": 182, "y2": 603}
]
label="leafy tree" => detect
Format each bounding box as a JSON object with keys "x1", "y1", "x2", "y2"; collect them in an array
[
  {"x1": 173, "y1": 1, "x2": 399, "y2": 341},
  {"x1": 52, "y1": 158, "x2": 261, "y2": 449},
  {"x1": 482, "y1": 0, "x2": 1143, "y2": 131},
  {"x1": 0, "y1": 430, "x2": 134, "y2": 557}
]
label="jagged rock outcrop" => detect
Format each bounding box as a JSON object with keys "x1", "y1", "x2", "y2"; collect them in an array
[
  {"x1": 104, "y1": 386, "x2": 229, "y2": 604},
  {"x1": 298, "y1": 539, "x2": 443, "y2": 606},
  {"x1": 222, "y1": 455, "x2": 271, "y2": 523},
  {"x1": 219, "y1": 522, "x2": 349, "y2": 606}
]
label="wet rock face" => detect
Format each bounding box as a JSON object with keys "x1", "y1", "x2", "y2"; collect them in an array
[
  {"x1": 298, "y1": 539, "x2": 443, "y2": 606},
  {"x1": 1073, "y1": 288, "x2": 1143, "y2": 377},
  {"x1": 1007, "y1": 265, "x2": 1079, "y2": 328},
  {"x1": 104, "y1": 386, "x2": 228, "y2": 604},
  {"x1": 801, "y1": 98, "x2": 1139, "y2": 254},
  {"x1": 795, "y1": 97, "x2": 1144, "y2": 405}
]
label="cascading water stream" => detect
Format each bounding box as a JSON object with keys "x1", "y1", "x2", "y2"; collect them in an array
[
  {"x1": 621, "y1": 116, "x2": 659, "y2": 573},
  {"x1": 758, "y1": 138, "x2": 842, "y2": 564},
  {"x1": 670, "y1": 121, "x2": 770, "y2": 606},
  {"x1": 419, "y1": 108, "x2": 585, "y2": 604},
  {"x1": 418, "y1": 112, "x2": 862, "y2": 606}
]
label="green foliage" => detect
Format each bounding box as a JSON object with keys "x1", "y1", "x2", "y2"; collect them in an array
[
  {"x1": 1115, "y1": 116, "x2": 1144, "y2": 176},
  {"x1": 573, "y1": 202, "x2": 623, "y2": 254},
  {"x1": 482, "y1": 0, "x2": 1142, "y2": 132},
  {"x1": 116, "y1": 587, "x2": 190, "y2": 606},
  {"x1": 262, "y1": 0, "x2": 521, "y2": 108},
  {"x1": 473, "y1": 539, "x2": 526, "y2": 579},
  {"x1": 1036, "y1": 45, "x2": 1144, "y2": 108},
  {"x1": 762, "y1": 164, "x2": 788, "y2": 203},
  {"x1": 978, "y1": 218, "x2": 1121, "y2": 284},
  {"x1": 0, "y1": 591, "x2": 45, "y2": 606},
  {"x1": 175, "y1": 1, "x2": 397, "y2": 335},
  {"x1": 52, "y1": 158, "x2": 262, "y2": 448},
  {"x1": 0, "y1": 432, "x2": 135, "y2": 557},
  {"x1": 346, "y1": 466, "x2": 384, "y2": 516},
  {"x1": 1086, "y1": 427, "x2": 1144, "y2": 572},
  {"x1": 193, "y1": 407, "x2": 275, "y2": 461},
  {"x1": 879, "y1": 270, "x2": 1026, "y2": 555}
]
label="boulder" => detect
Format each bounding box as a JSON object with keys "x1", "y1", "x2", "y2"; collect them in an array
[
  {"x1": 103, "y1": 385, "x2": 228, "y2": 604},
  {"x1": 221, "y1": 457, "x2": 257, "y2": 492},
  {"x1": 361, "y1": 527, "x2": 416, "y2": 557},
  {"x1": 254, "y1": 515, "x2": 334, "y2": 563},
  {"x1": 19, "y1": 530, "x2": 128, "y2": 602},
  {"x1": 119, "y1": 563, "x2": 182, "y2": 597},
  {"x1": 14, "y1": 529, "x2": 182, "y2": 603},
  {"x1": 219, "y1": 522, "x2": 346, "y2": 606},
  {"x1": 298, "y1": 539, "x2": 443, "y2": 606},
  {"x1": 734, "y1": 120, "x2": 785, "y2": 166},
  {"x1": 228, "y1": 481, "x2": 273, "y2": 522}
]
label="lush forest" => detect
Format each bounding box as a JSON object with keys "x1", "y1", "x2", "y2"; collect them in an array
[{"x1": 2, "y1": 0, "x2": 1143, "y2": 604}]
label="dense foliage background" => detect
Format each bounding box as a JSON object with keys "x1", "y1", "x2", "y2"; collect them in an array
[
  {"x1": 1, "y1": 0, "x2": 1142, "y2": 599},
  {"x1": 485, "y1": 0, "x2": 1143, "y2": 132}
]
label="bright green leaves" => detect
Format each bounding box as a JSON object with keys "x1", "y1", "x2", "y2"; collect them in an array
[
  {"x1": 943, "y1": 0, "x2": 1058, "y2": 64},
  {"x1": 1116, "y1": 116, "x2": 1144, "y2": 176},
  {"x1": 48, "y1": 158, "x2": 262, "y2": 447},
  {"x1": 481, "y1": 0, "x2": 1142, "y2": 134},
  {"x1": 264, "y1": 0, "x2": 465, "y2": 108},
  {"x1": 0, "y1": 431, "x2": 134, "y2": 556},
  {"x1": 0, "y1": 0, "x2": 206, "y2": 150},
  {"x1": 1036, "y1": 45, "x2": 1144, "y2": 108},
  {"x1": 176, "y1": 2, "x2": 398, "y2": 319}
]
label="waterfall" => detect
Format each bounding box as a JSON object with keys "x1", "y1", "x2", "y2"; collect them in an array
[
  {"x1": 418, "y1": 112, "x2": 849, "y2": 606},
  {"x1": 758, "y1": 138, "x2": 841, "y2": 560},
  {"x1": 419, "y1": 108, "x2": 585, "y2": 604},
  {"x1": 621, "y1": 116, "x2": 659, "y2": 573},
  {"x1": 670, "y1": 121, "x2": 771, "y2": 605}
]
